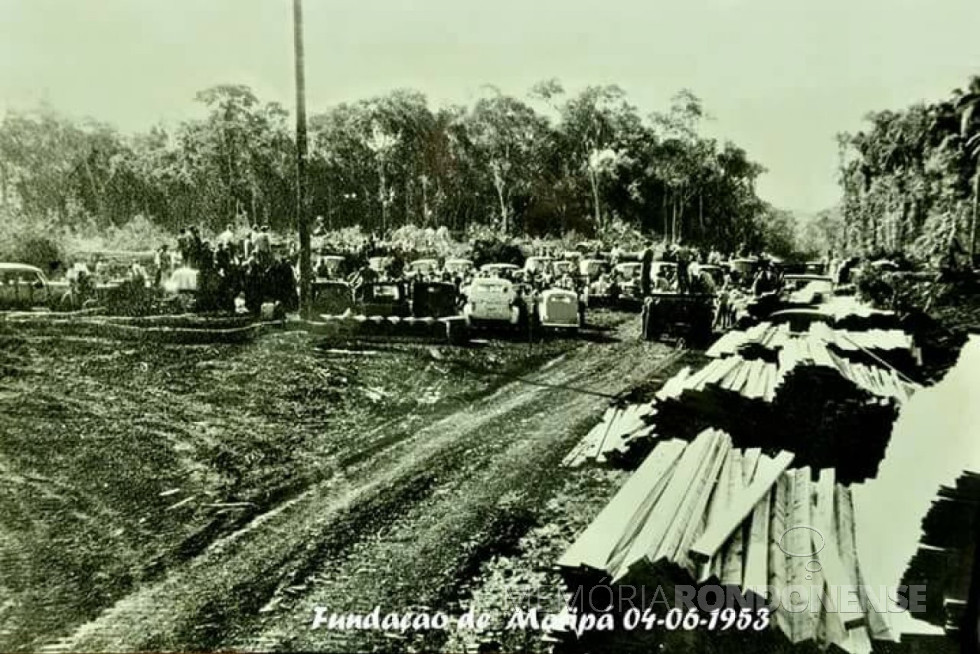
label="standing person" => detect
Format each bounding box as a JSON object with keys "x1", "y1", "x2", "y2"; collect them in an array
[
  {"x1": 154, "y1": 243, "x2": 173, "y2": 287},
  {"x1": 676, "y1": 245, "x2": 691, "y2": 294},
  {"x1": 217, "y1": 223, "x2": 235, "y2": 249},
  {"x1": 188, "y1": 226, "x2": 203, "y2": 269},
  {"x1": 176, "y1": 228, "x2": 191, "y2": 266},
  {"x1": 253, "y1": 225, "x2": 272, "y2": 264},
  {"x1": 640, "y1": 241, "x2": 654, "y2": 298}
]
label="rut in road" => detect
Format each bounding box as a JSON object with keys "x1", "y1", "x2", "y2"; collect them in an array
[{"x1": 46, "y1": 335, "x2": 683, "y2": 653}]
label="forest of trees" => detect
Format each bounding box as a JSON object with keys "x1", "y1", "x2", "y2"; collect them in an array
[
  {"x1": 833, "y1": 75, "x2": 980, "y2": 264},
  {"x1": 0, "y1": 81, "x2": 798, "y2": 258}
]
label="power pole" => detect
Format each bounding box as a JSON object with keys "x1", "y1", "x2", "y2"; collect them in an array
[{"x1": 293, "y1": 0, "x2": 312, "y2": 318}]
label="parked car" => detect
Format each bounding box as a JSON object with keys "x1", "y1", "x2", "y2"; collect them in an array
[
  {"x1": 780, "y1": 274, "x2": 835, "y2": 306},
  {"x1": 524, "y1": 256, "x2": 553, "y2": 275},
  {"x1": 579, "y1": 258, "x2": 608, "y2": 280},
  {"x1": 368, "y1": 256, "x2": 393, "y2": 273},
  {"x1": 411, "y1": 280, "x2": 458, "y2": 318},
  {"x1": 443, "y1": 258, "x2": 474, "y2": 277},
  {"x1": 463, "y1": 276, "x2": 526, "y2": 329},
  {"x1": 479, "y1": 263, "x2": 521, "y2": 278},
  {"x1": 696, "y1": 264, "x2": 725, "y2": 289},
  {"x1": 315, "y1": 255, "x2": 346, "y2": 279},
  {"x1": 615, "y1": 262, "x2": 643, "y2": 280},
  {"x1": 552, "y1": 260, "x2": 576, "y2": 276},
  {"x1": 407, "y1": 258, "x2": 440, "y2": 277},
  {"x1": 535, "y1": 287, "x2": 582, "y2": 331},
  {"x1": 355, "y1": 281, "x2": 411, "y2": 317},
  {"x1": 311, "y1": 279, "x2": 354, "y2": 315},
  {"x1": 0, "y1": 263, "x2": 66, "y2": 309}
]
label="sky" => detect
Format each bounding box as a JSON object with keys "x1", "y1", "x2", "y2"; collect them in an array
[{"x1": 1, "y1": 0, "x2": 979, "y2": 215}]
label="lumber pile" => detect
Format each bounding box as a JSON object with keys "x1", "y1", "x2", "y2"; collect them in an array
[
  {"x1": 651, "y1": 356, "x2": 905, "y2": 482},
  {"x1": 557, "y1": 430, "x2": 890, "y2": 654},
  {"x1": 706, "y1": 321, "x2": 918, "y2": 373},
  {"x1": 564, "y1": 340, "x2": 917, "y2": 478},
  {"x1": 900, "y1": 471, "x2": 980, "y2": 636},
  {"x1": 561, "y1": 402, "x2": 657, "y2": 468}
]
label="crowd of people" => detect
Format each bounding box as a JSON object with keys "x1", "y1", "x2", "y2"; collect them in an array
[{"x1": 55, "y1": 214, "x2": 860, "y2": 323}]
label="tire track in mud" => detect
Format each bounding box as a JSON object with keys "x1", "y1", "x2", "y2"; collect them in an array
[{"x1": 46, "y1": 331, "x2": 682, "y2": 653}]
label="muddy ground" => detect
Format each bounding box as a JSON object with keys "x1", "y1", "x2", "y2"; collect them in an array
[{"x1": 0, "y1": 310, "x2": 698, "y2": 653}]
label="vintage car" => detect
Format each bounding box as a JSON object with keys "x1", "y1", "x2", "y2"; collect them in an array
[
  {"x1": 479, "y1": 263, "x2": 521, "y2": 278},
  {"x1": 524, "y1": 256, "x2": 553, "y2": 275},
  {"x1": 463, "y1": 276, "x2": 526, "y2": 329},
  {"x1": 641, "y1": 292, "x2": 715, "y2": 347},
  {"x1": 696, "y1": 264, "x2": 725, "y2": 289},
  {"x1": 368, "y1": 256, "x2": 393, "y2": 273},
  {"x1": 780, "y1": 274, "x2": 835, "y2": 306},
  {"x1": 615, "y1": 261, "x2": 643, "y2": 280},
  {"x1": 727, "y1": 257, "x2": 762, "y2": 286},
  {"x1": 0, "y1": 263, "x2": 67, "y2": 309},
  {"x1": 407, "y1": 258, "x2": 440, "y2": 277},
  {"x1": 575, "y1": 240, "x2": 604, "y2": 255},
  {"x1": 443, "y1": 258, "x2": 474, "y2": 276},
  {"x1": 579, "y1": 258, "x2": 608, "y2": 280},
  {"x1": 164, "y1": 267, "x2": 199, "y2": 293},
  {"x1": 551, "y1": 260, "x2": 576, "y2": 276},
  {"x1": 311, "y1": 279, "x2": 354, "y2": 315},
  {"x1": 314, "y1": 255, "x2": 346, "y2": 279},
  {"x1": 355, "y1": 281, "x2": 411, "y2": 317},
  {"x1": 535, "y1": 287, "x2": 582, "y2": 331},
  {"x1": 411, "y1": 280, "x2": 458, "y2": 318}
]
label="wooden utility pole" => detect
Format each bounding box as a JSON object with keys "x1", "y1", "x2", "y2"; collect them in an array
[
  {"x1": 293, "y1": 0, "x2": 312, "y2": 318},
  {"x1": 971, "y1": 168, "x2": 979, "y2": 265}
]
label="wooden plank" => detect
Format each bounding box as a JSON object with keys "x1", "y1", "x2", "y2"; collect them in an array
[
  {"x1": 768, "y1": 472, "x2": 792, "y2": 637},
  {"x1": 697, "y1": 445, "x2": 738, "y2": 582},
  {"x1": 690, "y1": 450, "x2": 795, "y2": 562},
  {"x1": 742, "y1": 489, "x2": 771, "y2": 597},
  {"x1": 718, "y1": 448, "x2": 745, "y2": 586},
  {"x1": 786, "y1": 467, "x2": 816, "y2": 643},
  {"x1": 558, "y1": 438, "x2": 687, "y2": 571},
  {"x1": 702, "y1": 355, "x2": 743, "y2": 388},
  {"x1": 811, "y1": 468, "x2": 854, "y2": 642},
  {"x1": 660, "y1": 431, "x2": 731, "y2": 571},
  {"x1": 838, "y1": 486, "x2": 894, "y2": 641},
  {"x1": 671, "y1": 432, "x2": 732, "y2": 571},
  {"x1": 742, "y1": 448, "x2": 762, "y2": 484},
  {"x1": 615, "y1": 431, "x2": 718, "y2": 580}
]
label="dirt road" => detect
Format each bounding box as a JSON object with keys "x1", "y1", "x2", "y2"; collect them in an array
[{"x1": 33, "y1": 322, "x2": 686, "y2": 653}]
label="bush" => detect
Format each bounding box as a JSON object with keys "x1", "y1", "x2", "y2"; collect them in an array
[
  {"x1": 0, "y1": 209, "x2": 66, "y2": 271},
  {"x1": 470, "y1": 239, "x2": 526, "y2": 268},
  {"x1": 64, "y1": 214, "x2": 172, "y2": 255}
]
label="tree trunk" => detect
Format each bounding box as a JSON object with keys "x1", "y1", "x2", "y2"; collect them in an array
[
  {"x1": 589, "y1": 169, "x2": 601, "y2": 230},
  {"x1": 378, "y1": 163, "x2": 387, "y2": 235},
  {"x1": 0, "y1": 161, "x2": 8, "y2": 207},
  {"x1": 671, "y1": 197, "x2": 678, "y2": 244},
  {"x1": 698, "y1": 191, "x2": 704, "y2": 233},
  {"x1": 496, "y1": 184, "x2": 508, "y2": 234}
]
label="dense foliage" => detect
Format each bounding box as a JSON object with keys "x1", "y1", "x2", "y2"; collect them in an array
[
  {"x1": 0, "y1": 82, "x2": 790, "y2": 258},
  {"x1": 834, "y1": 76, "x2": 980, "y2": 264}
]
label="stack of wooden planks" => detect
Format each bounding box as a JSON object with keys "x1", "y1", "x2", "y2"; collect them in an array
[
  {"x1": 562, "y1": 402, "x2": 657, "y2": 468},
  {"x1": 707, "y1": 321, "x2": 918, "y2": 375},
  {"x1": 557, "y1": 430, "x2": 891, "y2": 654},
  {"x1": 901, "y1": 471, "x2": 980, "y2": 637},
  {"x1": 564, "y1": 336, "x2": 917, "y2": 477}
]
